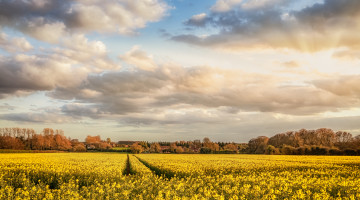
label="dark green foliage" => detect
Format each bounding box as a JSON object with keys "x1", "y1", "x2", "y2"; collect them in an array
[{"x1": 200, "y1": 147, "x2": 212, "y2": 154}]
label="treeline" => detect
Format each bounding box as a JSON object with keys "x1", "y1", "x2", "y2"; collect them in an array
[
  {"x1": 248, "y1": 128, "x2": 360, "y2": 155},
  {"x1": 0, "y1": 128, "x2": 116, "y2": 152},
  {"x1": 0, "y1": 128, "x2": 86, "y2": 151},
  {"x1": 3, "y1": 127, "x2": 360, "y2": 155},
  {"x1": 129, "y1": 138, "x2": 246, "y2": 154}
]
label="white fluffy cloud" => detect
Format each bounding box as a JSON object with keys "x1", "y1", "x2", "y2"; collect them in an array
[
  {"x1": 55, "y1": 34, "x2": 120, "y2": 72},
  {"x1": 119, "y1": 46, "x2": 158, "y2": 71},
  {"x1": 0, "y1": 32, "x2": 122, "y2": 98},
  {"x1": 0, "y1": 32, "x2": 33, "y2": 52},
  {"x1": 211, "y1": 0, "x2": 243, "y2": 12},
  {"x1": 18, "y1": 18, "x2": 66, "y2": 43}
]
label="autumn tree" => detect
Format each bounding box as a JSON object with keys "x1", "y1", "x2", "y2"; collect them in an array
[
  {"x1": 85, "y1": 135, "x2": 111, "y2": 150},
  {"x1": 72, "y1": 143, "x2": 87, "y2": 152},
  {"x1": 138, "y1": 141, "x2": 150, "y2": 152},
  {"x1": 201, "y1": 137, "x2": 220, "y2": 153},
  {"x1": 31, "y1": 134, "x2": 45, "y2": 150},
  {"x1": 42, "y1": 128, "x2": 56, "y2": 150},
  {"x1": 130, "y1": 142, "x2": 144, "y2": 154},
  {"x1": 248, "y1": 136, "x2": 269, "y2": 154},
  {"x1": 150, "y1": 142, "x2": 162, "y2": 153},
  {"x1": 176, "y1": 146, "x2": 184, "y2": 153},
  {"x1": 70, "y1": 139, "x2": 86, "y2": 152},
  {"x1": 315, "y1": 128, "x2": 336, "y2": 147},
  {"x1": 0, "y1": 127, "x2": 74, "y2": 151},
  {"x1": 85, "y1": 135, "x2": 101, "y2": 144},
  {"x1": 54, "y1": 134, "x2": 72, "y2": 151},
  {"x1": 223, "y1": 143, "x2": 238, "y2": 153},
  {"x1": 335, "y1": 131, "x2": 353, "y2": 149},
  {"x1": 170, "y1": 142, "x2": 178, "y2": 153},
  {"x1": 0, "y1": 136, "x2": 24, "y2": 149}
]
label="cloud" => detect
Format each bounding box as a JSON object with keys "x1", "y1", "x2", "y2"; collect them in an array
[
  {"x1": 211, "y1": 0, "x2": 288, "y2": 12},
  {"x1": 332, "y1": 50, "x2": 360, "y2": 60},
  {"x1": 0, "y1": 0, "x2": 169, "y2": 41},
  {"x1": 313, "y1": 75, "x2": 360, "y2": 97},
  {"x1": 54, "y1": 34, "x2": 120, "y2": 71},
  {"x1": 0, "y1": 54, "x2": 88, "y2": 97},
  {"x1": 119, "y1": 46, "x2": 158, "y2": 71},
  {"x1": 46, "y1": 60, "x2": 360, "y2": 120},
  {"x1": 0, "y1": 105, "x2": 82, "y2": 124},
  {"x1": 0, "y1": 32, "x2": 121, "y2": 99},
  {"x1": 117, "y1": 111, "x2": 360, "y2": 141},
  {"x1": 280, "y1": 61, "x2": 300, "y2": 68},
  {"x1": 158, "y1": 28, "x2": 172, "y2": 38},
  {"x1": 61, "y1": 103, "x2": 102, "y2": 119},
  {"x1": 241, "y1": 0, "x2": 289, "y2": 10},
  {"x1": 185, "y1": 13, "x2": 208, "y2": 27},
  {"x1": 0, "y1": 32, "x2": 33, "y2": 52},
  {"x1": 0, "y1": 103, "x2": 15, "y2": 111},
  {"x1": 18, "y1": 18, "x2": 66, "y2": 43},
  {"x1": 50, "y1": 66, "x2": 171, "y2": 114},
  {"x1": 175, "y1": 0, "x2": 360, "y2": 52},
  {"x1": 0, "y1": 112, "x2": 72, "y2": 123},
  {"x1": 118, "y1": 108, "x2": 234, "y2": 126},
  {"x1": 227, "y1": 114, "x2": 360, "y2": 141},
  {"x1": 211, "y1": 0, "x2": 243, "y2": 12}
]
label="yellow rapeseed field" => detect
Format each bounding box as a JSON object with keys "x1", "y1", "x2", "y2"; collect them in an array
[{"x1": 1, "y1": 153, "x2": 360, "y2": 199}]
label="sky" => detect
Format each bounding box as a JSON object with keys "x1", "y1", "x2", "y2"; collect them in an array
[{"x1": 1, "y1": 0, "x2": 360, "y2": 142}]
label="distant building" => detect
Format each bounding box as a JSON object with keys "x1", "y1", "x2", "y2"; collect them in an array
[{"x1": 117, "y1": 141, "x2": 140, "y2": 146}]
